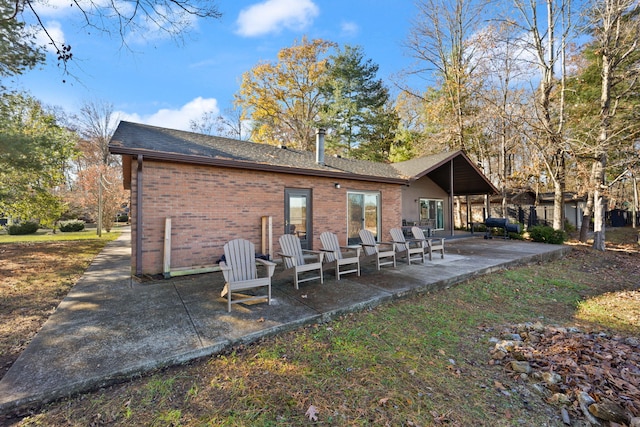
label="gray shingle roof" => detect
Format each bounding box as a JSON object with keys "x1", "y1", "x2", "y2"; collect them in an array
[
  {"x1": 109, "y1": 121, "x2": 406, "y2": 183},
  {"x1": 109, "y1": 121, "x2": 497, "y2": 194}
]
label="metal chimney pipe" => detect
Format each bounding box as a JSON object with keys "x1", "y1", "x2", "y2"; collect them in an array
[{"x1": 316, "y1": 128, "x2": 326, "y2": 165}]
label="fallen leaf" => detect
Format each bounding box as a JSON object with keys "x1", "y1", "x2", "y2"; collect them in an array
[
  {"x1": 257, "y1": 317, "x2": 265, "y2": 323},
  {"x1": 305, "y1": 405, "x2": 318, "y2": 421},
  {"x1": 378, "y1": 397, "x2": 390, "y2": 406}
]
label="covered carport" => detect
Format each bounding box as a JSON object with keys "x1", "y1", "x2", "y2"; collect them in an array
[{"x1": 394, "y1": 151, "x2": 498, "y2": 237}]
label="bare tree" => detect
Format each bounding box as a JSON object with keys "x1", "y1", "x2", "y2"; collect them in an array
[
  {"x1": 403, "y1": 0, "x2": 487, "y2": 153},
  {"x1": 579, "y1": 0, "x2": 639, "y2": 249},
  {"x1": 509, "y1": 0, "x2": 574, "y2": 230},
  {"x1": 75, "y1": 100, "x2": 120, "y2": 166},
  {"x1": 73, "y1": 100, "x2": 123, "y2": 235},
  {"x1": 4, "y1": 0, "x2": 221, "y2": 72},
  {"x1": 190, "y1": 105, "x2": 247, "y2": 140},
  {"x1": 472, "y1": 23, "x2": 535, "y2": 217}
]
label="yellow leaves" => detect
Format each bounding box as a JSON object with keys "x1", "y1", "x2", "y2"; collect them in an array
[{"x1": 235, "y1": 37, "x2": 337, "y2": 150}]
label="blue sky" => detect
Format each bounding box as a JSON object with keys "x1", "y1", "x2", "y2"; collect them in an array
[{"x1": 11, "y1": 0, "x2": 421, "y2": 131}]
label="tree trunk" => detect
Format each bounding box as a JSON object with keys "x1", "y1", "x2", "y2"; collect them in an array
[
  {"x1": 454, "y1": 197, "x2": 462, "y2": 229},
  {"x1": 553, "y1": 179, "x2": 564, "y2": 230},
  {"x1": 633, "y1": 174, "x2": 638, "y2": 229},
  {"x1": 579, "y1": 190, "x2": 593, "y2": 242},
  {"x1": 593, "y1": 190, "x2": 606, "y2": 251}
]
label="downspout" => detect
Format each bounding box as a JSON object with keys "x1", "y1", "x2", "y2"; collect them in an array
[
  {"x1": 450, "y1": 159, "x2": 454, "y2": 237},
  {"x1": 136, "y1": 154, "x2": 143, "y2": 277}
]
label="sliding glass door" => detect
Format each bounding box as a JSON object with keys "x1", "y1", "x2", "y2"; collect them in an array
[{"x1": 347, "y1": 191, "x2": 380, "y2": 245}]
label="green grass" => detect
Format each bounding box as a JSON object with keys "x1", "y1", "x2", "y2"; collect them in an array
[
  {"x1": 14, "y1": 230, "x2": 640, "y2": 426},
  {"x1": 0, "y1": 227, "x2": 122, "y2": 243},
  {"x1": 576, "y1": 290, "x2": 640, "y2": 333}
]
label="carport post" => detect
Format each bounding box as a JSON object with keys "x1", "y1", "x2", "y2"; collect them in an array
[{"x1": 449, "y1": 159, "x2": 454, "y2": 237}]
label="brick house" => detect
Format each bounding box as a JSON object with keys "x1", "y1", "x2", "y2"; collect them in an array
[{"x1": 109, "y1": 121, "x2": 496, "y2": 276}]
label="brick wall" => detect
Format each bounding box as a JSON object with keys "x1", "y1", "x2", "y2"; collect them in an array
[{"x1": 130, "y1": 159, "x2": 402, "y2": 275}]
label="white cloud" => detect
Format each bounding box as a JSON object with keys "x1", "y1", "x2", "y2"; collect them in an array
[
  {"x1": 236, "y1": 0, "x2": 319, "y2": 37},
  {"x1": 32, "y1": 20, "x2": 66, "y2": 54},
  {"x1": 118, "y1": 97, "x2": 220, "y2": 131},
  {"x1": 340, "y1": 21, "x2": 359, "y2": 37}
]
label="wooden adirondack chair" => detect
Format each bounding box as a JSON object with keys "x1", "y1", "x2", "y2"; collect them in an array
[
  {"x1": 278, "y1": 234, "x2": 324, "y2": 289},
  {"x1": 219, "y1": 238, "x2": 276, "y2": 312},
  {"x1": 411, "y1": 226, "x2": 445, "y2": 260},
  {"x1": 319, "y1": 231, "x2": 361, "y2": 280},
  {"x1": 389, "y1": 227, "x2": 426, "y2": 265},
  {"x1": 358, "y1": 229, "x2": 396, "y2": 270}
]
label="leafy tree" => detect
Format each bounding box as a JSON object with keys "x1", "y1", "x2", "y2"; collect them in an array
[
  {"x1": 389, "y1": 91, "x2": 424, "y2": 162},
  {"x1": 351, "y1": 101, "x2": 400, "y2": 162},
  {"x1": 320, "y1": 45, "x2": 396, "y2": 158},
  {"x1": 73, "y1": 164, "x2": 128, "y2": 233},
  {"x1": 235, "y1": 37, "x2": 337, "y2": 150},
  {"x1": 0, "y1": 92, "x2": 77, "y2": 227},
  {"x1": 0, "y1": 0, "x2": 44, "y2": 82}
]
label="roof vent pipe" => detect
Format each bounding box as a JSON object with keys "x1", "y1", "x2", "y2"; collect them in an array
[{"x1": 316, "y1": 128, "x2": 326, "y2": 165}]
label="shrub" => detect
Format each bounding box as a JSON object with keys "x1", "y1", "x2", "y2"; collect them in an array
[
  {"x1": 472, "y1": 223, "x2": 487, "y2": 233},
  {"x1": 528, "y1": 225, "x2": 567, "y2": 244},
  {"x1": 59, "y1": 220, "x2": 85, "y2": 232},
  {"x1": 564, "y1": 219, "x2": 577, "y2": 233},
  {"x1": 509, "y1": 230, "x2": 525, "y2": 240},
  {"x1": 7, "y1": 221, "x2": 39, "y2": 235}
]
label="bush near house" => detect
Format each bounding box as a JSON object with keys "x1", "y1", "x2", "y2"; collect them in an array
[
  {"x1": 528, "y1": 225, "x2": 567, "y2": 244},
  {"x1": 59, "y1": 220, "x2": 86, "y2": 232},
  {"x1": 7, "y1": 221, "x2": 39, "y2": 235},
  {"x1": 509, "y1": 224, "x2": 526, "y2": 240}
]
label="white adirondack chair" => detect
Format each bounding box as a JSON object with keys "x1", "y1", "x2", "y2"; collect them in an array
[
  {"x1": 389, "y1": 227, "x2": 426, "y2": 265},
  {"x1": 219, "y1": 238, "x2": 276, "y2": 312},
  {"x1": 319, "y1": 231, "x2": 361, "y2": 280},
  {"x1": 411, "y1": 226, "x2": 445, "y2": 260},
  {"x1": 278, "y1": 234, "x2": 324, "y2": 289},
  {"x1": 358, "y1": 229, "x2": 396, "y2": 270}
]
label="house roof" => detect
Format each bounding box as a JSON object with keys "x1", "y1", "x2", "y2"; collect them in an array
[{"x1": 109, "y1": 121, "x2": 497, "y2": 195}]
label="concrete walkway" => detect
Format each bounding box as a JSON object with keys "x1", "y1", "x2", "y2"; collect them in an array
[{"x1": 0, "y1": 228, "x2": 570, "y2": 414}]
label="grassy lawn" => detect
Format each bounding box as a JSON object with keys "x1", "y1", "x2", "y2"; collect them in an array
[
  {"x1": 0, "y1": 228, "x2": 121, "y2": 378},
  {"x1": 1, "y1": 227, "x2": 639, "y2": 426},
  {"x1": 0, "y1": 227, "x2": 122, "y2": 243}
]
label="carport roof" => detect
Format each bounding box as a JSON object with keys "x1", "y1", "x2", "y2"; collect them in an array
[{"x1": 109, "y1": 121, "x2": 497, "y2": 195}]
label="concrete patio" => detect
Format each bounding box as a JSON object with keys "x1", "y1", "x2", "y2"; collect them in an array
[{"x1": 0, "y1": 228, "x2": 570, "y2": 415}]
